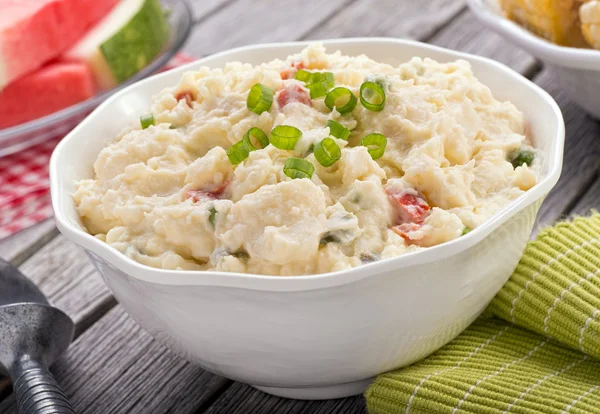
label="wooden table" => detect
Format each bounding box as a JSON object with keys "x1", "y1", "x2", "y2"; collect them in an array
[{"x1": 1, "y1": 1, "x2": 599, "y2": 412}]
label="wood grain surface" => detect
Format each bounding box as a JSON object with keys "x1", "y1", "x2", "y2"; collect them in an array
[
  {"x1": 1, "y1": 0, "x2": 599, "y2": 412},
  {"x1": 0, "y1": 219, "x2": 57, "y2": 264}
]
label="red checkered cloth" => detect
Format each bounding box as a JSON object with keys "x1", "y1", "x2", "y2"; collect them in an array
[{"x1": 0, "y1": 53, "x2": 195, "y2": 240}]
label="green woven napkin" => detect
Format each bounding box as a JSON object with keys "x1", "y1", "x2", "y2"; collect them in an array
[{"x1": 365, "y1": 213, "x2": 600, "y2": 414}]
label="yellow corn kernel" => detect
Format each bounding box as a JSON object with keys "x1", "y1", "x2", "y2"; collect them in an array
[{"x1": 500, "y1": 0, "x2": 588, "y2": 47}]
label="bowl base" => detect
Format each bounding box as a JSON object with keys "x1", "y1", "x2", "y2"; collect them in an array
[{"x1": 251, "y1": 378, "x2": 374, "y2": 400}]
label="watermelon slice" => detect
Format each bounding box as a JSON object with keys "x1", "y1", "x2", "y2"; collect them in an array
[
  {"x1": 0, "y1": 62, "x2": 95, "y2": 129},
  {"x1": 63, "y1": 0, "x2": 170, "y2": 90},
  {"x1": 0, "y1": 0, "x2": 119, "y2": 89}
]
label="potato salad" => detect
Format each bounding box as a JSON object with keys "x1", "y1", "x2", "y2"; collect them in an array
[{"x1": 73, "y1": 44, "x2": 538, "y2": 276}]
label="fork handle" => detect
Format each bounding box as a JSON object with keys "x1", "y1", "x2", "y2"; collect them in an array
[{"x1": 12, "y1": 356, "x2": 75, "y2": 414}]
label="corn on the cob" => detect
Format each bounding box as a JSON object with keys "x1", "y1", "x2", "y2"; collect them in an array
[
  {"x1": 500, "y1": 0, "x2": 588, "y2": 47},
  {"x1": 580, "y1": 1, "x2": 600, "y2": 48}
]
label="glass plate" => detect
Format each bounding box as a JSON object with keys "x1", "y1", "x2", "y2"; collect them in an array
[{"x1": 0, "y1": 0, "x2": 193, "y2": 158}]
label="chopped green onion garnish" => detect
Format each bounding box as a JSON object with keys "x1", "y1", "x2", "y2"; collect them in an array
[
  {"x1": 296, "y1": 72, "x2": 334, "y2": 99},
  {"x1": 314, "y1": 137, "x2": 341, "y2": 167},
  {"x1": 314, "y1": 71, "x2": 334, "y2": 83},
  {"x1": 295, "y1": 71, "x2": 334, "y2": 86},
  {"x1": 140, "y1": 114, "x2": 155, "y2": 129},
  {"x1": 294, "y1": 69, "x2": 313, "y2": 82},
  {"x1": 326, "y1": 120, "x2": 351, "y2": 140},
  {"x1": 462, "y1": 227, "x2": 472, "y2": 236},
  {"x1": 309, "y1": 72, "x2": 334, "y2": 87},
  {"x1": 270, "y1": 125, "x2": 302, "y2": 150},
  {"x1": 510, "y1": 149, "x2": 535, "y2": 168},
  {"x1": 359, "y1": 81, "x2": 386, "y2": 112},
  {"x1": 308, "y1": 82, "x2": 329, "y2": 99},
  {"x1": 365, "y1": 74, "x2": 389, "y2": 91},
  {"x1": 325, "y1": 87, "x2": 357, "y2": 115},
  {"x1": 226, "y1": 140, "x2": 252, "y2": 165},
  {"x1": 243, "y1": 127, "x2": 269, "y2": 150},
  {"x1": 247, "y1": 83, "x2": 273, "y2": 115},
  {"x1": 209, "y1": 207, "x2": 217, "y2": 227},
  {"x1": 283, "y1": 157, "x2": 315, "y2": 179},
  {"x1": 361, "y1": 133, "x2": 387, "y2": 160}
]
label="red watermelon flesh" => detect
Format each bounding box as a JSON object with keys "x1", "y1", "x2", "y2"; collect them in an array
[
  {"x1": 0, "y1": 0, "x2": 119, "y2": 89},
  {"x1": 0, "y1": 61, "x2": 95, "y2": 129}
]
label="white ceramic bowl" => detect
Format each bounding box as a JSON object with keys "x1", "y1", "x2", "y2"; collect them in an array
[
  {"x1": 50, "y1": 38, "x2": 564, "y2": 400},
  {"x1": 469, "y1": 0, "x2": 600, "y2": 119}
]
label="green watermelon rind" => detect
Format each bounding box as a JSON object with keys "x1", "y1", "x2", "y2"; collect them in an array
[{"x1": 99, "y1": 0, "x2": 170, "y2": 84}]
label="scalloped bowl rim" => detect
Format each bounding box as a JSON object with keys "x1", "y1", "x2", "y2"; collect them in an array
[
  {"x1": 50, "y1": 37, "x2": 565, "y2": 292},
  {"x1": 468, "y1": 0, "x2": 600, "y2": 70}
]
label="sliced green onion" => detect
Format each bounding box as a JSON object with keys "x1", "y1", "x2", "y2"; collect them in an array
[
  {"x1": 270, "y1": 125, "x2": 302, "y2": 150},
  {"x1": 309, "y1": 72, "x2": 334, "y2": 87},
  {"x1": 361, "y1": 133, "x2": 387, "y2": 160},
  {"x1": 308, "y1": 82, "x2": 329, "y2": 99},
  {"x1": 247, "y1": 83, "x2": 273, "y2": 114},
  {"x1": 321, "y1": 72, "x2": 335, "y2": 87},
  {"x1": 226, "y1": 140, "x2": 251, "y2": 165},
  {"x1": 295, "y1": 71, "x2": 334, "y2": 87},
  {"x1": 326, "y1": 120, "x2": 351, "y2": 140},
  {"x1": 510, "y1": 149, "x2": 535, "y2": 168},
  {"x1": 360, "y1": 81, "x2": 386, "y2": 112},
  {"x1": 325, "y1": 87, "x2": 357, "y2": 115},
  {"x1": 209, "y1": 207, "x2": 217, "y2": 227},
  {"x1": 294, "y1": 69, "x2": 313, "y2": 82},
  {"x1": 140, "y1": 114, "x2": 155, "y2": 129},
  {"x1": 462, "y1": 227, "x2": 472, "y2": 236},
  {"x1": 283, "y1": 157, "x2": 315, "y2": 179},
  {"x1": 365, "y1": 74, "x2": 389, "y2": 91},
  {"x1": 243, "y1": 127, "x2": 269, "y2": 150},
  {"x1": 299, "y1": 72, "x2": 334, "y2": 99},
  {"x1": 314, "y1": 138, "x2": 341, "y2": 167}
]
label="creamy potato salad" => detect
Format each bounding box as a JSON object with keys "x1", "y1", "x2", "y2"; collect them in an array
[{"x1": 74, "y1": 44, "x2": 538, "y2": 276}]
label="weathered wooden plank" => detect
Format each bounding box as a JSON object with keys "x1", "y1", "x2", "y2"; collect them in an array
[
  {"x1": 16, "y1": 234, "x2": 115, "y2": 334},
  {"x1": 182, "y1": 0, "x2": 350, "y2": 56},
  {"x1": 189, "y1": 0, "x2": 236, "y2": 22},
  {"x1": 569, "y1": 175, "x2": 600, "y2": 216},
  {"x1": 532, "y1": 68, "x2": 600, "y2": 227},
  {"x1": 0, "y1": 218, "x2": 57, "y2": 265},
  {"x1": 305, "y1": 0, "x2": 465, "y2": 41},
  {"x1": 0, "y1": 306, "x2": 231, "y2": 414},
  {"x1": 204, "y1": 382, "x2": 366, "y2": 414},
  {"x1": 429, "y1": 9, "x2": 538, "y2": 76},
  {"x1": 0, "y1": 234, "x2": 116, "y2": 406}
]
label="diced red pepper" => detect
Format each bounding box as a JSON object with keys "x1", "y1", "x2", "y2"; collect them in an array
[
  {"x1": 386, "y1": 189, "x2": 430, "y2": 224},
  {"x1": 186, "y1": 181, "x2": 229, "y2": 202},
  {"x1": 280, "y1": 61, "x2": 306, "y2": 80},
  {"x1": 277, "y1": 84, "x2": 312, "y2": 108},
  {"x1": 392, "y1": 222, "x2": 423, "y2": 241},
  {"x1": 175, "y1": 90, "x2": 194, "y2": 108}
]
